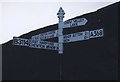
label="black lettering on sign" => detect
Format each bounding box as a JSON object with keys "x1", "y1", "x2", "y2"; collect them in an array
[
  {"x1": 38, "y1": 44, "x2": 45, "y2": 48},
  {"x1": 13, "y1": 38, "x2": 18, "y2": 45},
  {"x1": 94, "y1": 30, "x2": 99, "y2": 36},
  {"x1": 19, "y1": 39, "x2": 22, "y2": 45},
  {"x1": 21, "y1": 40, "x2": 25, "y2": 45},
  {"x1": 46, "y1": 45, "x2": 52, "y2": 49},
  {"x1": 38, "y1": 45, "x2": 41, "y2": 48},
  {"x1": 56, "y1": 47, "x2": 59, "y2": 50},
  {"x1": 69, "y1": 20, "x2": 72, "y2": 24},
  {"x1": 71, "y1": 22, "x2": 77, "y2": 27},
  {"x1": 64, "y1": 39, "x2": 70, "y2": 43},
  {"x1": 36, "y1": 44, "x2": 39, "y2": 48},
  {"x1": 84, "y1": 31, "x2": 89, "y2": 40},
  {"x1": 85, "y1": 31, "x2": 88, "y2": 35},
  {"x1": 73, "y1": 32, "x2": 83, "y2": 37},
  {"x1": 49, "y1": 46, "x2": 55, "y2": 50},
  {"x1": 84, "y1": 35, "x2": 89, "y2": 40},
  {"x1": 42, "y1": 45, "x2": 45, "y2": 48},
  {"x1": 78, "y1": 32, "x2": 83, "y2": 36},
  {"x1": 47, "y1": 42, "x2": 54, "y2": 46},
  {"x1": 18, "y1": 39, "x2": 22, "y2": 45},
  {"x1": 52, "y1": 46, "x2": 55, "y2": 50},
  {"x1": 31, "y1": 44, "x2": 35, "y2": 48},
  {"x1": 94, "y1": 29, "x2": 103, "y2": 37},
  {"x1": 41, "y1": 41, "x2": 46, "y2": 45},
  {"x1": 39, "y1": 45, "x2": 41, "y2": 48},
  {"x1": 73, "y1": 19, "x2": 77, "y2": 22},
  {"x1": 39, "y1": 41, "x2": 43, "y2": 44},
  {"x1": 99, "y1": 29, "x2": 103, "y2": 36},
  {"x1": 73, "y1": 33, "x2": 77, "y2": 37},
  {"x1": 90, "y1": 29, "x2": 103, "y2": 38},
  {"x1": 22, "y1": 40, "x2": 25, "y2": 45},
  {"x1": 49, "y1": 46, "x2": 53, "y2": 49},
  {"x1": 46, "y1": 45, "x2": 49, "y2": 49},
  {"x1": 64, "y1": 34, "x2": 71, "y2": 39},
  {"x1": 90, "y1": 31, "x2": 94, "y2": 37}
]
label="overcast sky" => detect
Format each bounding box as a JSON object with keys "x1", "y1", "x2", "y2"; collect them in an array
[{"x1": 0, "y1": 0, "x2": 119, "y2": 44}]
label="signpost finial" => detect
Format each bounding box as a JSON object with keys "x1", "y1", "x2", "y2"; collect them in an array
[{"x1": 57, "y1": 7, "x2": 65, "y2": 18}]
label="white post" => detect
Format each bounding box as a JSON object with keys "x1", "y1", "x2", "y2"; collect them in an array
[{"x1": 57, "y1": 7, "x2": 65, "y2": 54}]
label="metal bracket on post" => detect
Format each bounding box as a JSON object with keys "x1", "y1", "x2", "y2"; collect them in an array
[{"x1": 57, "y1": 7, "x2": 65, "y2": 54}]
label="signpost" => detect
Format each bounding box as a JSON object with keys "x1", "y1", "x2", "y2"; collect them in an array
[
  {"x1": 57, "y1": 7, "x2": 65, "y2": 54},
  {"x1": 31, "y1": 30, "x2": 58, "y2": 40},
  {"x1": 29, "y1": 40, "x2": 58, "y2": 50},
  {"x1": 64, "y1": 18, "x2": 88, "y2": 28},
  {"x1": 13, "y1": 37, "x2": 58, "y2": 50},
  {"x1": 63, "y1": 29, "x2": 103, "y2": 43},
  {"x1": 63, "y1": 31, "x2": 89, "y2": 43},
  {"x1": 13, "y1": 37, "x2": 29, "y2": 47},
  {"x1": 13, "y1": 7, "x2": 104, "y2": 54}
]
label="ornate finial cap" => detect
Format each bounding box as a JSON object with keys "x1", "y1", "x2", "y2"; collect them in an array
[{"x1": 57, "y1": 7, "x2": 65, "y2": 16}]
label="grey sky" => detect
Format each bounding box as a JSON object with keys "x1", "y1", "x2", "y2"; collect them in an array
[{"x1": 0, "y1": 0, "x2": 119, "y2": 44}]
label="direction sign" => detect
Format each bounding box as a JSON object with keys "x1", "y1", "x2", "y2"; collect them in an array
[
  {"x1": 63, "y1": 18, "x2": 88, "y2": 28},
  {"x1": 13, "y1": 37, "x2": 29, "y2": 47},
  {"x1": 29, "y1": 40, "x2": 58, "y2": 50},
  {"x1": 31, "y1": 30, "x2": 58, "y2": 40},
  {"x1": 63, "y1": 28, "x2": 104, "y2": 43},
  {"x1": 63, "y1": 31, "x2": 89, "y2": 43},
  {"x1": 13, "y1": 37, "x2": 58, "y2": 50}
]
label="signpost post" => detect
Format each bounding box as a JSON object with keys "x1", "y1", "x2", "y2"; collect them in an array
[{"x1": 57, "y1": 7, "x2": 65, "y2": 54}]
